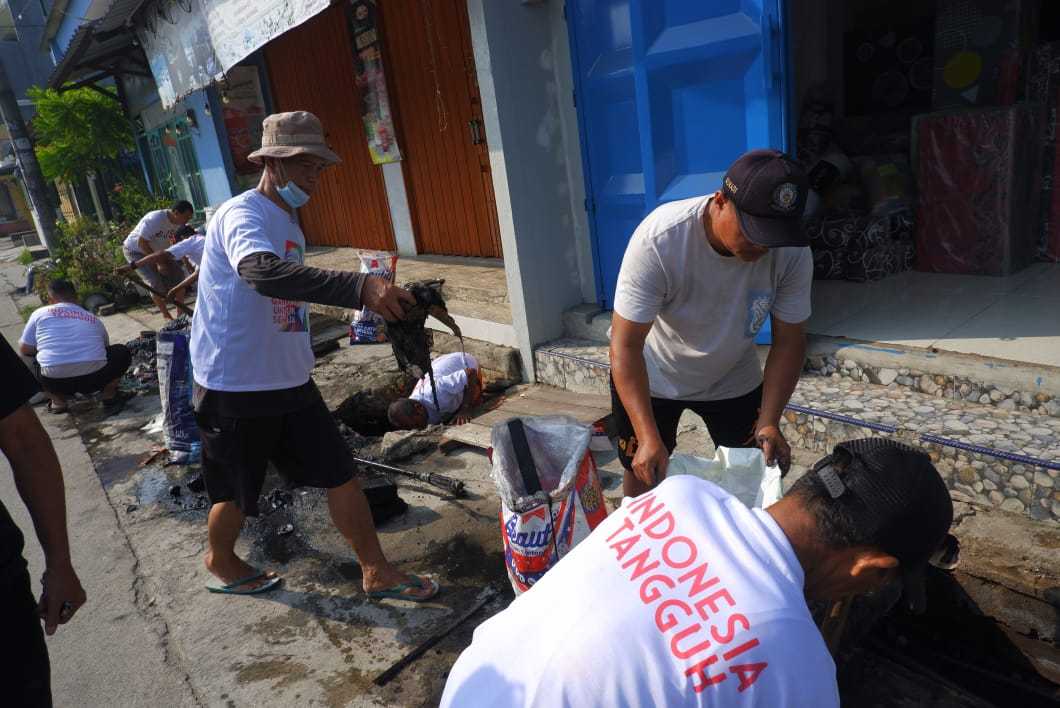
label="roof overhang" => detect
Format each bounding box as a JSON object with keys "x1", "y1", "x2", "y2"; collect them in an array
[{"x1": 46, "y1": 0, "x2": 151, "y2": 91}]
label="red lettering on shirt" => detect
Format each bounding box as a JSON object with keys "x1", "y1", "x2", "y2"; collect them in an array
[
  {"x1": 621, "y1": 548, "x2": 660, "y2": 581},
  {"x1": 731, "y1": 662, "x2": 769, "y2": 692},
  {"x1": 662, "y1": 536, "x2": 697, "y2": 569},
  {"x1": 678, "y1": 562, "x2": 720, "y2": 598},
  {"x1": 655, "y1": 598, "x2": 692, "y2": 632},
  {"x1": 606, "y1": 500, "x2": 771, "y2": 697},
  {"x1": 46, "y1": 308, "x2": 98, "y2": 324},
  {"x1": 639, "y1": 574, "x2": 674, "y2": 603},
  {"x1": 609, "y1": 533, "x2": 640, "y2": 562},
  {"x1": 626, "y1": 493, "x2": 665, "y2": 524},
  {"x1": 695, "y1": 588, "x2": 735, "y2": 621},
  {"x1": 686, "y1": 654, "x2": 726, "y2": 693},
  {"x1": 670, "y1": 624, "x2": 713, "y2": 661},
  {"x1": 643, "y1": 511, "x2": 675, "y2": 539},
  {"x1": 605, "y1": 515, "x2": 635, "y2": 543},
  {"x1": 711, "y1": 614, "x2": 751, "y2": 646}
]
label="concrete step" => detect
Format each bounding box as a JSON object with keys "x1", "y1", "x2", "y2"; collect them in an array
[
  {"x1": 535, "y1": 337, "x2": 1060, "y2": 524},
  {"x1": 558, "y1": 306, "x2": 1060, "y2": 420}
]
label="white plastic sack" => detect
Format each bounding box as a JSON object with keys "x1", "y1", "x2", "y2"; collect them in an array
[
  {"x1": 491, "y1": 416, "x2": 609, "y2": 594},
  {"x1": 667, "y1": 447, "x2": 782, "y2": 509}
]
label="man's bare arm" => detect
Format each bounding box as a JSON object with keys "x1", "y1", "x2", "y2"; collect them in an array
[
  {"x1": 610, "y1": 313, "x2": 669, "y2": 489},
  {"x1": 755, "y1": 317, "x2": 807, "y2": 472},
  {"x1": 0, "y1": 405, "x2": 86, "y2": 634},
  {"x1": 19, "y1": 343, "x2": 36, "y2": 358},
  {"x1": 168, "y1": 270, "x2": 199, "y2": 301}
]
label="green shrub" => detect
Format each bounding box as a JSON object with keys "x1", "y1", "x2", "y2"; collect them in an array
[
  {"x1": 17, "y1": 248, "x2": 34, "y2": 266},
  {"x1": 110, "y1": 178, "x2": 169, "y2": 227},
  {"x1": 35, "y1": 218, "x2": 137, "y2": 305}
]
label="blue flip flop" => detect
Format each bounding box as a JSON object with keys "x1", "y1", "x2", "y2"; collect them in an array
[
  {"x1": 366, "y1": 575, "x2": 440, "y2": 603},
  {"x1": 206, "y1": 571, "x2": 282, "y2": 595}
]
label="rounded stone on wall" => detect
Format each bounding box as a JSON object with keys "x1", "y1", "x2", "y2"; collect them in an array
[
  {"x1": 988, "y1": 490, "x2": 1004, "y2": 505},
  {"x1": 1001, "y1": 497, "x2": 1025, "y2": 513}
]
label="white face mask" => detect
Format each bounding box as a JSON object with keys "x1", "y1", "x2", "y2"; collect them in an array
[{"x1": 272, "y1": 162, "x2": 310, "y2": 208}]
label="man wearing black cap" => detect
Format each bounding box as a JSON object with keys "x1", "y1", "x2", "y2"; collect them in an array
[
  {"x1": 440, "y1": 438, "x2": 956, "y2": 707},
  {"x1": 611, "y1": 149, "x2": 812, "y2": 496}
]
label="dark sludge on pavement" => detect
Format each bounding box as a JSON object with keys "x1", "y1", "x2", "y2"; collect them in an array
[{"x1": 834, "y1": 568, "x2": 1060, "y2": 707}]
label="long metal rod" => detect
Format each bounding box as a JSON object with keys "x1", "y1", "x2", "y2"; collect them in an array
[
  {"x1": 373, "y1": 586, "x2": 497, "y2": 686},
  {"x1": 351, "y1": 456, "x2": 466, "y2": 497}
]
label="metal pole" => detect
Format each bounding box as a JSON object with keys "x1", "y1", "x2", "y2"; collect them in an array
[{"x1": 0, "y1": 58, "x2": 59, "y2": 253}]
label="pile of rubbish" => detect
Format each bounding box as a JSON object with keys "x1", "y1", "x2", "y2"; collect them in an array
[{"x1": 123, "y1": 332, "x2": 159, "y2": 392}]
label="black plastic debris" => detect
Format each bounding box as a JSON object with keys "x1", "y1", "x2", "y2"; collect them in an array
[
  {"x1": 169, "y1": 485, "x2": 182, "y2": 497},
  {"x1": 186, "y1": 475, "x2": 205, "y2": 494},
  {"x1": 278, "y1": 523, "x2": 295, "y2": 536}
]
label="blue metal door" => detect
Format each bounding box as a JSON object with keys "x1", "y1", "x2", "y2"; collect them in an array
[{"x1": 568, "y1": 0, "x2": 790, "y2": 308}]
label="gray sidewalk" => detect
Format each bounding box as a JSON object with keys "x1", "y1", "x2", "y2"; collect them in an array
[{"x1": 0, "y1": 240, "x2": 199, "y2": 707}]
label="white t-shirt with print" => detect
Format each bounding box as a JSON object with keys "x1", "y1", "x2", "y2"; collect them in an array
[
  {"x1": 190, "y1": 190, "x2": 312, "y2": 391},
  {"x1": 613, "y1": 196, "x2": 812, "y2": 401},
  {"x1": 408, "y1": 352, "x2": 479, "y2": 424},
  {"x1": 20, "y1": 303, "x2": 108, "y2": 369},
  {"x1": 166, "y1": 235, "x2": 205, "y2": 267},
  {"x1": 122, "y1": 209, "x2": 180, "y2": 254},
  {"x1": 441, "y1": 475, "x2": 838, "y2": 708}
]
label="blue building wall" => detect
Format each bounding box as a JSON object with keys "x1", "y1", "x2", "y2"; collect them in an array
[
  {"x1": 132, "y1": 79, "x2": 233, "y2": 209},
  {"x1": 1, "y1": 0, "x2": 56, "y2": 118},
  {"x1": 52, "y1": 0, "x2": 95, "y2": 56},
  {"x1": 183, "y1": 90, "x2": 233, "y2": 207}
]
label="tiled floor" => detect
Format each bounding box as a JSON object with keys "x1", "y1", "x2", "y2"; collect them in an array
[
  {"x1": 304, "y1": 247, "x2": 512, "y2": 323},
  {"x1": 809, "y1": 264, "x2": 1060, "y2": 367}
]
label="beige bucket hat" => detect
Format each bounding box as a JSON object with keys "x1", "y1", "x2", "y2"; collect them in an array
[{"x1": 247, "y1": 111, "x2": 341, "y2": 165}]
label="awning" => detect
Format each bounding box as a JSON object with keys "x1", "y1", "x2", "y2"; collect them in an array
[{"x1": 46, "y1": 0, "x2": 151, "y2": 90}]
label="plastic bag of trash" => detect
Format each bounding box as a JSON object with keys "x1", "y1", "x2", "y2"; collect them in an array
[
  {"x1": 491, "y1": 416, "x2": 609, "y2": 594},
  {"x1": 156, "y1": 326, "x2": 200, "y2": 464},
  {"x1": 666, "y1": 447, "x2": 782, "y2": 509},
  {"x1": 350, "y1": 252, "x2": 398, "y2": 344}
]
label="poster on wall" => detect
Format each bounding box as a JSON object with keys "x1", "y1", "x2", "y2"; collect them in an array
[
  {"x1": 138, "y1": 0, "x2": 329, "y2": 108},
  {"x1": 346, "y1": 0, "x2": 402, "y2": 164},
  {"x1": 220, "y1": 66, "x2": 268, "y2": 189}
]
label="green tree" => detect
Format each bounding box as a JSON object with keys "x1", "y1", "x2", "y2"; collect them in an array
[{"x1": 27, "y1": 85, "x2": 134, "y2": 183}]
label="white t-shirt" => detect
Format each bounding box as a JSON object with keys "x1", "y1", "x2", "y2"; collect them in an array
[
  {"x1": 190, "y1": 190, "x2": 312, "y2": 391},
  {"x1": 409, "y1": 352, "x2": 479, "y2": 424},
  {"x1": 123, "y1": 210, "x2": 181, "y2": 254},
  {"x1": 167, "y1": 235, "x2": 205, "y2": 267},
  {"x1": 20, "y1": 303, "x2": 108, "y2": 369},
  {"x1": 613, "y1": 196, "x2": 813, "y2": 401},
  {"x1": 441, "y1": 476, "x2": 838, "y2": 708}
]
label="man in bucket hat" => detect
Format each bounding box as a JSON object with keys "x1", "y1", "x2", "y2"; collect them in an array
[
  {"x1": 440, "y1": 438, "x2": 956, "y2": 707},
  {"x1": 190, "y1": 111, "x2": 439, "y2": 600},
  {"x1": 610, "y1": 149, "x2": 812, "y2": 497}
]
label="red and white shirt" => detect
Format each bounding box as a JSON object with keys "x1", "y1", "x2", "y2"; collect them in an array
[{"x1": 441, "y1": 475, "x2": 838, "y2": 707}]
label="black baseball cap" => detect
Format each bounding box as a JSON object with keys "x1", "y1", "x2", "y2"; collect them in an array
[
  {"x1": 721, "y1": 149, "x2": 809, "y2": 248},
  {"x1": 812, "y1": 438, "x2": 956, "y2": 613}
]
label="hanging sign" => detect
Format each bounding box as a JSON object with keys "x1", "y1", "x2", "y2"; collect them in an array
[
  {"x1": 139, "y1": 0, "x2": 329, "y2": 108},
  {"x1": 346, "y1": 0, "x2": 402, "y2": 164}
]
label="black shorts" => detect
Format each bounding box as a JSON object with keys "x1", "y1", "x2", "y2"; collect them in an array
[
  {"x1": 35, "y1": 344, "x2": 132, "y2": 396},
  {"x1": 610, "y1": 376, "x2": 762, "y2": 471},
  {"x1": 195, "y1": 386, "x2": 355, "y2": 516}
]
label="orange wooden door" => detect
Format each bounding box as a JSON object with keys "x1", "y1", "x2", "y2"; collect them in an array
[
  {"x1": 265, "y1": 5, "x2": 395, "y2": 250},
  {"x1": 381, "y1": 0, "x2": 502, "y2": 258}
]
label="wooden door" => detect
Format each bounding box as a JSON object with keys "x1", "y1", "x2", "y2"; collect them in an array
[
  {"x1": 382, "y1": 0, "x2": 502, "y2": 258},
  {"x1": 265, "y1": 4, "x2": 395, "y2": 250}
]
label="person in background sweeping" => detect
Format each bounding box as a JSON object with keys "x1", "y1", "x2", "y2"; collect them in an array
[
  {"x1": 191, "y1": 111, "x2": 439, "y2": 601},
  {"x1": 387, "y1": 352, "x2": 482, "y2": 430},
  {"x1": 119, "y1": 225, "x2": 204, "y2": 309},
  {"x1": 18, "y1": 279, "x2": 132, "y2": 415},
  {"x1": 441, "y1": 439, "x2": 956, "y2": 707},
  {"x1": 611, "y1": 150, "x2": 812, "y2": 498},
  {"x1": 121, "y1": 201, "x2": 195, "y2": 320}
]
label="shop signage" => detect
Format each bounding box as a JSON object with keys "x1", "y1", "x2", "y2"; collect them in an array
[
  {"x1": 139, "y1": 0, "x2": 329, "y2": 108},
  {"x1": 346, "y1": 0, "x2": 402, "y2": 164}
]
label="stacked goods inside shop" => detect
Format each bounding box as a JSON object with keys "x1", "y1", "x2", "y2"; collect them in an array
[{"x1": 792, "y1": 0, "x2": 1059, "y2": 281}]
